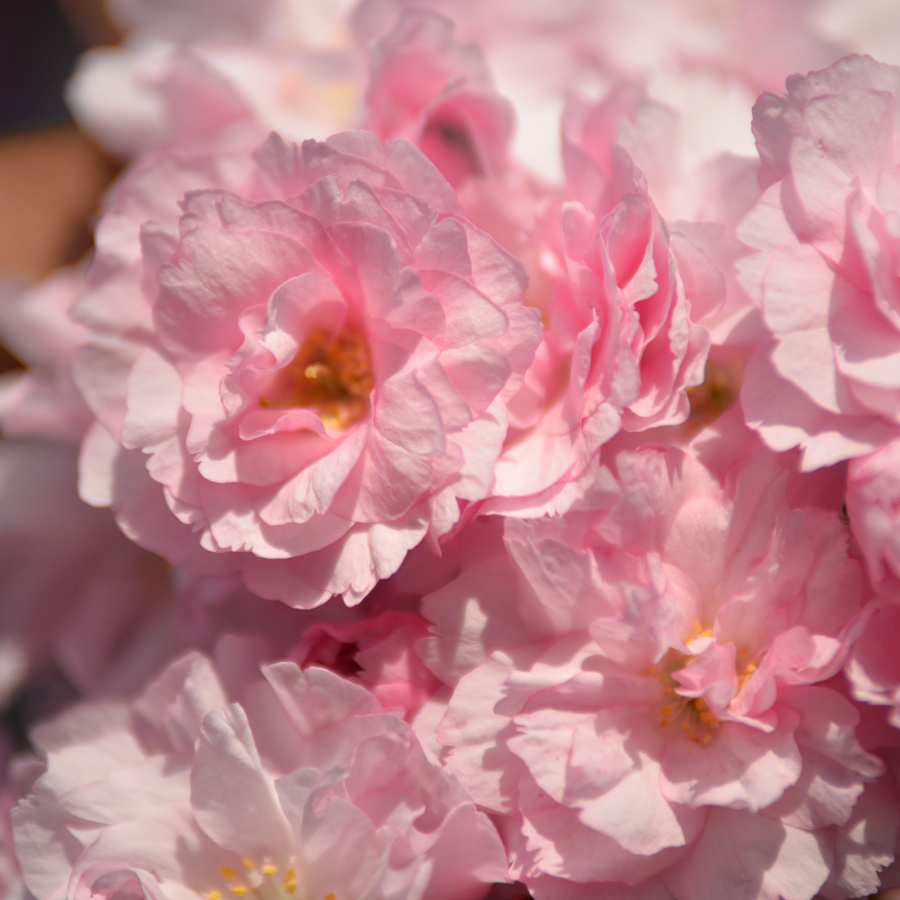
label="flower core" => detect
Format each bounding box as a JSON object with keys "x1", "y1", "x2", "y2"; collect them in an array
[
  {"x1": 206, "y1": 858, "x2": 316, "y2": 900},
  {"x1": 261, "y1": 326, "x2": 374, "y2": 429},
  {"x1": 648, "y1": 649, "x2": 720, "y2": 747}
]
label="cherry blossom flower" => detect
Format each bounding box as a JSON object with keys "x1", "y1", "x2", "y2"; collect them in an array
[
  {"x1": 74, "y1": 129, "x2": 540, "y2": 608},
  {"x1": 12, "y1": 651, "x2": 509, "y2": 900},
  {"x1": 485, "y1": 93, "x2": 718, "y2": 512},
  {"x1": 436, "y1": 446, "x2": 893, "y2": 900},
  {"x1": 739, "y1": 55, "x2": 900, "y2": 469}
]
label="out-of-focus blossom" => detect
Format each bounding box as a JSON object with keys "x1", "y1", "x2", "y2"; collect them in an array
[
  {"x1": 353, "y1": 0, "x2": 846, "y2": 179},
  {"x1": 740, "y1": 55, "x2": 900, "y2": 470},
  {"x1": 0, "y1": 440, "x2": 177, "y2": 706},
  {"x1": 12, "y1": 651, "x2": 509, "y2": 900},
  {"x1": 0, "y1": 269, "x2": 92, "y2": 443},
  {"x1": 67, "y1": 0, "x2": 361, "y2": 158}
]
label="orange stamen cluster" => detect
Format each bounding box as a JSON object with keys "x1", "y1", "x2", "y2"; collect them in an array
[
  {"x1": 646, "y1": 647, "x2": 720, "y2": 747},
  {"x1": 736, "y1": 645, "x2": 758, "y2": 684},
  {"x1": 260, "y1": 326, "x2": 374, "y2": 429},
  {"x1": 207, "y1": 858, "x2": 299, "y2": 900}
]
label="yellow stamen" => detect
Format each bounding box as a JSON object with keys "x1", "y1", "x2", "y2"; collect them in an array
[
  {"x1": 220, "y1": 868, "x2": 238, "y2": 881},
  {"x1": 242, "y1": 859, "x2": 255, "y2": 870},
  {"x1": 284, "y1": 882, "x2": 298, "y2": 895},
  {"x1": 259, "y1": 326, "x2": 374, "y2": 429},
  {"x1": 208, "y1": 891, "x2": 222, "y2": 900},
  {"x1": 261, "y1": 863, "x2": 278, "y2": 876},
  {"x1": 231, "y1": 886, "x2": 249, "y2": 896}
]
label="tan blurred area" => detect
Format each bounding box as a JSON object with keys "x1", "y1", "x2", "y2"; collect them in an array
[
  {"x1": 0, "y1": 124, "x2": 116, "y2": 283},
  {"x1": 0, "y1": 0, "x2": 119, "y2": 372},
  {"x1": 0, "y1": 0, "x2": 120, "y2": 284}
]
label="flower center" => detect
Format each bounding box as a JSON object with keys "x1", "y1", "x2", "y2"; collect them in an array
[
  {"x1": 206, "y1": 858, "x2": 333, "y2": 900},
  {"x1": 647, "y1": 648, "x2": 720, "y2": 747},
  {"x1": 646, "y1": 631, "x2": 759, "y2": 747},
  {"x1": 260, "y1": 326, "x2": 374, "y2": 429},
  {"x1": 685, "y1": 357, "x2": 741, "y2": 430}
]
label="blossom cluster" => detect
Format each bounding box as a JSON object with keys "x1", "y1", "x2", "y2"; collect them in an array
[{"x1": 3, "y1": 2, "x2": 900, "y2": 900}]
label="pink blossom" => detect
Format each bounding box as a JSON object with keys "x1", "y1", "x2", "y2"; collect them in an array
[
  {"x1": 437, "y1": 446, "x2": 892, "y2": 899},
  {"x1": 12, "y1": 651, "x2": 508, "y2": 900},
  {"x1": 486, "y1": 95, "x2": 717, "y2": 510},
  {"x1": 74, "y1": 130, "x2": 540, "y2": 607},
  {"x1": 739, "y1": 55, "x2": 900, "y2": 470}
]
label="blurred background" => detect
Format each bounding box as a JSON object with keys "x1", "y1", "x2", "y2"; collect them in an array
[
  {"x1": 0, "y1": 0, "x2": 118, "y2": 286},
  {"x1": 0, "y1": 0, "x2": 120, "y2": 374}
]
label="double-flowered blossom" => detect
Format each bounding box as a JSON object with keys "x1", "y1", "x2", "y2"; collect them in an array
[
  {"x1": 75, "y1": 129, "x2": 541, "y2": 607},
  {"x1": 12, "y1": 651, "x2": 509, "y2": 900},
  {"x1": 740, "y1": 55, "x2": 900, "y2": 470},
  {"x1": 435, "y1": 445, "x2": 896, "y2": 900},
  {"x1": 489, "y1": 94, "x2": 718, "y2": 510},
  {"x1": 8, "y1": 3, "x2": 900, "y2": 899}
]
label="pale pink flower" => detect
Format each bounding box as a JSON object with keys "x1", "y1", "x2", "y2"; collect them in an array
[
  {"x1": 75, "y1": 130, "x2": 541, "y2": 607},
  {"x1": 739, "y1": 55, "x2": 900, "y2": 470},
  {"x1": 67, "y1": 0, "x2": 361, "y2": 158},
  {"x1": 437, "y1": 446, "x2": 892, "y2": 900},
  {"x1": 12, "y1": 651, "x2": 509, "y2": 900}
]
